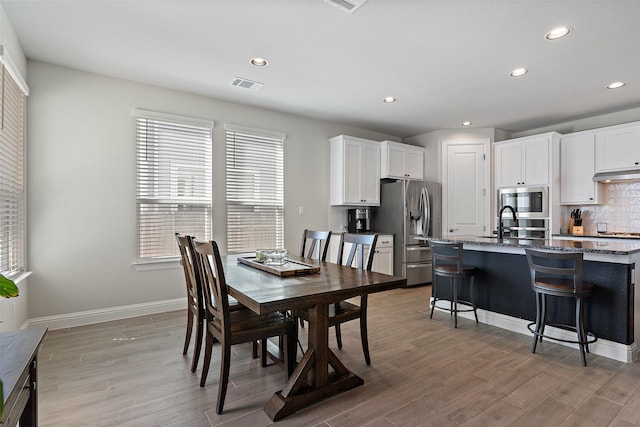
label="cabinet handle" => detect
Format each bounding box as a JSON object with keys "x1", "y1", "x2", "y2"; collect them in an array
[{"x1": 635, "y1": 161, "x2": 639, "y2": 165}]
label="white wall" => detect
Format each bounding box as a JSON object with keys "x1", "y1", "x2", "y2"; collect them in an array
[
  {"x1": 26, "y1": 60, "x2": 398, "y2": 320},
  {"x1": 404, "y1": 128, "x2": 499, "y2": 183}
]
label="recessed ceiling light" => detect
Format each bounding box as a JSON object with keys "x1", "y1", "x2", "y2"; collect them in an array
[
  {"x1": 461, "y1": 121, "x2": 472, "y2": 127},
  {"x1": 606, "y1": 81, "x2": 626, "y2": 89},
  {"x1": 382, "y1": 96, "x2": 396, "y2": 103},
  {"x1": 545, "y1": 26, "x2": 572, "y2": 40},
  {"x1": 510, "y1": 68, "x2": 528, "y2": 77},
  {"x1": 250, "y1": 57, "x2": 268, "y2": 67}
]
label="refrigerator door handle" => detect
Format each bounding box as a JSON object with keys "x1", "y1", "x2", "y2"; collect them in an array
[
  {"x1": 406, "y1": 245, "x2": 431, "y2": 251},
  {"x1": 420, "y1": 186, "x2": 430, "y2": 237}
]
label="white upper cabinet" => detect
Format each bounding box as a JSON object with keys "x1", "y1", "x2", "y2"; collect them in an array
[
  {"x1": 381, "y1": 140, "x2": 425, "y2": 180},
  {"x1": 330, "y1": 135, "x2": 380, "y2": 206},
  {"x1": 595, "y1": 122, "x2": 640, "y2": 172},
  {"x1": 495, "y1": 142, "x2": 524, "y2": 188},
  {"x1": 495, "y1": 134, "x2": 556, "y2": 188},
  {"x1": 560, "y1": 131, "x2": 602, "y2": 205}
]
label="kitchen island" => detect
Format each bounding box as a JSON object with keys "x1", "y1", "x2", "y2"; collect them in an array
[{"x1": 417, "y1": 236, "x2": 640, "y2": 362}]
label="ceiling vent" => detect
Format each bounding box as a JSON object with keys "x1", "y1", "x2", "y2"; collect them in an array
[
  {"x1": 323, "y1": 0, "x2": 368, "y2": 14},
  {"x1": 231, "y1": 77, "x2": 263, "y2": 91}
]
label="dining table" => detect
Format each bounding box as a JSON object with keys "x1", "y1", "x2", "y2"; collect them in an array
[{"x1": 220, "y1": 254, "x2": 407, "y2": 421}]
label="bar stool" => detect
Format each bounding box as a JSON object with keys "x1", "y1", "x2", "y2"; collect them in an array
[
  {"x1": 428, "y1": 240, "x2": 478, "y2": 328},
  {"x1": 525, "y1": 249, "x2": 597, "y2": 366}
]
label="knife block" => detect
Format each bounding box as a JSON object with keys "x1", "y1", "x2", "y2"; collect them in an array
[{"x1": 568, "y1": 218, "x2": 584, "y2": 235}]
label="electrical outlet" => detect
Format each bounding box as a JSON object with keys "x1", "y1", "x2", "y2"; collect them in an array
[{"x1": 298, "y1": 206, "x2": 304, "y2": 215}]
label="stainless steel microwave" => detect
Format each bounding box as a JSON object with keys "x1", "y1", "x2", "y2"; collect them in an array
[{"x1": 498, "y1": 187, "x2": 549, "y2": 218}]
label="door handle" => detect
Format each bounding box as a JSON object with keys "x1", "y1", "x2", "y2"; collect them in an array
[{"x1": 449, "y1": 228, "x2": 458, "y2": 233}]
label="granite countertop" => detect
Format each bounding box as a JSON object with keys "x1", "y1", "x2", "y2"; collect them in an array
[
  {"x1": 415, "y1": 235, "x2": 640, "y2": 255},
  {"x1": 554, "y1": 233, "x2": 640, "y2": 240}
]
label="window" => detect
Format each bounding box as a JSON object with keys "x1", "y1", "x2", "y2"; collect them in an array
[
  {"x1": 135, "y1": 109, "x2": 213, "y2": 261},
  {"x1": 0, "y1": 60, "x2": 27, "y2": 278},
  {"x1": 225, "y1": 124, "x2": 285, "y2": 253}
]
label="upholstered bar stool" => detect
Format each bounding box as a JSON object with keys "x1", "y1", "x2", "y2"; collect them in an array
[
  {"x1": 525, "y1": 249, "x2": 597, "y2": 366},
  {"x1": 428, "y1": 240, "x2": 478, "y2": 328}
]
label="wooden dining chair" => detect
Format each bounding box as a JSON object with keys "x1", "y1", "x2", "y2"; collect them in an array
[
  {"x1": 176, "y1": 233, "x2": 254, "y2": 372},
  {"x1": 175, "y1": 233, "x2": 206, "y2": 373},
  {"x1": 193, "y1": 239, "x2": 297, "y2": 414},
  {"x1": 297, "y1": 233, "x2": 378, "y2": 365},
  {"x1": 297, "y1": 230, "x2": 332, "y2": 327},
  {"x1": 300, "y1": 229, "x2": 332, "y2": 261}
]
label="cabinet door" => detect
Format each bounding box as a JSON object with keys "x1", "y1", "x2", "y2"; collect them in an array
[
  {"x1": 343, "y1": 141, "x2": 363, "y2": 204},
  {"x1": 386, "y1": 144, "x2": 406, "y2": 178},
  {"x1": 522, "y1": 137, "x2": 550, "y2": 186},
  {"x1": 361, "y1": 143, "x2": 380, "y2": 205},
  {"x1": 495, "y1": 142, "x2": 522, "y2": 188},
  {"x1": 595, "y1": 124, "x2": 640, "y2": 172},
  {"x1": 405, "y1": 148, "x2": 424, "y2": 180},
  {"x1": 371, "y1": 246, "x2": 393, "y2": 275},
  {"x1": 561, "y1": 133, "x2": 599, "y2": 204}
]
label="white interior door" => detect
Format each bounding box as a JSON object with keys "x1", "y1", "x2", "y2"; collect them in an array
[{"x1": 443, "y1": 141, "x2": 490, "y2": 237}]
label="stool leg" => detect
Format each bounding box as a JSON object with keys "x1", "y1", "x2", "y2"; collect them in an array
[
  {"x1": 539, "y1": 294, "x2": 547, "y2": 342},
  {"x1": 449, "y1": 278, "x2": 454, "y2": 318},
  {"x1": 470, "y1": 275, "x2": 478, "y2": 324},
  {"x1": 580, "y1": 300, "x2": 590, "y2": 354},
  {"x1": 430, "y1": 277, "x2": 438, "y2": 319},
  {"x1": 532, "y1": 291, "x2": 542, "y2": 354},
  {"x1": 576, "y1": 298, "x2": 587, "y2": 366},
  {"x1": 452, "y1": 277, "x2": 458, "y2": 328}
]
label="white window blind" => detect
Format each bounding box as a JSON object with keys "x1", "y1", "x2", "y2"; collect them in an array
[
  {"x1": 225, "y1": 125, "x2": 285, "y2": 253},
  {"x1": 0, "y1": 64, "x2": 26, "y2": 277},
  {"x1": 135, "y1": 109, "x2": 213, "y2": 261}
]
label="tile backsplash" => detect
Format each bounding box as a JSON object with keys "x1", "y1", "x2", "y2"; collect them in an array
[{"x1": 562, "y1": 180, "x2": 640, "y2": 234}]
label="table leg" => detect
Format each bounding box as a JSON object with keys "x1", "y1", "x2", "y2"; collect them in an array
[{"x1": 264, "y1": 302, "x2": 364, "y2": 421}]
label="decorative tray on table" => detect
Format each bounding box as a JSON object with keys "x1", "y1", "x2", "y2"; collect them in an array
[{"x1": 237, "y1": 257, "x2": 320, "y2": 276}]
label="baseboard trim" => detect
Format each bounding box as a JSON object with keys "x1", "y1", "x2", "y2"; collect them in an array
[
  {"x1": 28, "y1": 298, "x2": 186, "y2": 331},
  {"x1": 432, "y1": 298, "x2": 637, "y2": 363}
]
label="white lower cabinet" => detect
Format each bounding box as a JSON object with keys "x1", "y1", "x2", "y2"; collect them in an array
[
  {"x1": 370, "y1": 235, "x2": 394, "y2": 275},
  {"x1": 327, "y1": 233, "x2": 394, "y2": 275}
]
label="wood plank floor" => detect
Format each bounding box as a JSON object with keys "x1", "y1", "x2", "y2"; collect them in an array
[{"x1": 37, "y1": 286, "x2": 640, "y2": 426}]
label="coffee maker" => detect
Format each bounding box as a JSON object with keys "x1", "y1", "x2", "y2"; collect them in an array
[{"x1": 347, "y1": 208, "x2": 371, "y2": 233}]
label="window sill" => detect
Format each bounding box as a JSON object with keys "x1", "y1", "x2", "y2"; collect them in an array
[
  {"x1": 133, "y1": 258, "x2": 181, "y2": 272},
  {"x1": 4, "y1": 271, "x2": 32, "y2": 287}
]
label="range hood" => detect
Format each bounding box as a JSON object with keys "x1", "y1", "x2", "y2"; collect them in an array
[{"x1": 593, "y1": 169, "x2": 640, "y2": 182}]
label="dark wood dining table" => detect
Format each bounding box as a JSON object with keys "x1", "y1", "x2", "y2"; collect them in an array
[{"x1": 220, "y1": 254, "x2": 406, "y2": 421}]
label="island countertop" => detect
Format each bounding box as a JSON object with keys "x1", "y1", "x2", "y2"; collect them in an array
[{"x1": 415, "y1": 235, "x2": 640, "y2": 255}]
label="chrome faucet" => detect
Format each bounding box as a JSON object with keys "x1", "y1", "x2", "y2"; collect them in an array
[{"x1": 498, "y1": 205, "x2": 517, "y2": 241}]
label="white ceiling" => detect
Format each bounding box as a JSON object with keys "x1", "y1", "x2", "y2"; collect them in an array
[{"x1": 3, "y1": 0, "x2": 640, "y2": 138}]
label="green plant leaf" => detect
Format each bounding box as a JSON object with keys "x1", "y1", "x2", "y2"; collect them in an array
[{"x1": 0, "y1": 274, "x2": 19, "y2": 298}]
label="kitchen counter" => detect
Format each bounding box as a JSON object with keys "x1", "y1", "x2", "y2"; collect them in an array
[
  {"x1": 416, "y1": 235, "x2": 640, "y2": 362},
  {"x1": 415, "y1": 235, "x2": 640, "y2": 255},
  {"x1": 554, "y1": 233, "x2": 640, "y2": 240}
]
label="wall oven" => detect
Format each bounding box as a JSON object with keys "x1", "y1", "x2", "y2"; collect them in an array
[{"x1": 498, "y1": 187, "x2": 549, "y2": 240}]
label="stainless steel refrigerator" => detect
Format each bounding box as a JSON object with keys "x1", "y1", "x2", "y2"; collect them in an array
[{"x1": 371, "y1": 179, "x2": 441, "y2": 286}]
